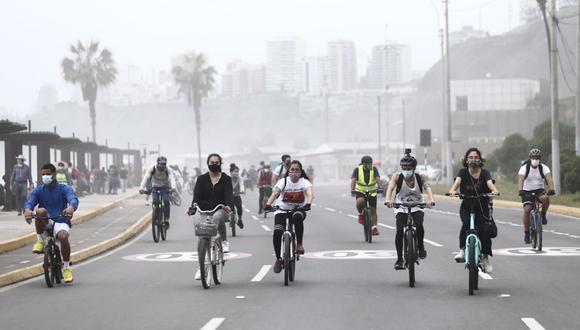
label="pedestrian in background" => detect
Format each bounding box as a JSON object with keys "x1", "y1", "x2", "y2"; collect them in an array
[{"x1": 10, "y1": 155, "x2": 34, "y2": 215}]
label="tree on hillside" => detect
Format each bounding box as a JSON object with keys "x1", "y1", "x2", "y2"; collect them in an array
[
  {"x1": 62, "y1": 41, "x2": 117, "y2": 142},
  {"x1": 492, "y1": 133, "x2": 529, "y2": 180},
  {"x1": 528, "y1": 120, "x2": 575, "y2": 157},
  {"x1": 172, "y1": 52, "x2": 216, "y2": 169}
]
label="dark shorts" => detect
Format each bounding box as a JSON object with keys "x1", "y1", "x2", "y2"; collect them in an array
[
  {"x1": 355, "y1": 192, "x2": 377, "y2": 208},
  {"x1": 521, "y1": 189, "x2": 546, "y2": 205}
]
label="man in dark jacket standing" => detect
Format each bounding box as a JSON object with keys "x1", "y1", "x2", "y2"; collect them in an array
[{"x1": 10, "y1": 155, "x2": 34, "y2": 215}]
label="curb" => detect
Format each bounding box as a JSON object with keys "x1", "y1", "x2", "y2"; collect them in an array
[
  {"x1": 0, "y1": 210, "x2": 151, "y2": 288},
  {"x1": 433, "y1": 194, "x2": 580, "y2": 218},
  {"x1": 0, "y1": 192, "x2": 139, "y2": 254}
]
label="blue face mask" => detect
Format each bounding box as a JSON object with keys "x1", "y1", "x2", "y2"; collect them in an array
[
  {"x1": 42, "y1": 175, "x2": 53, "y2": 185},
  {"x1": 402, "y1": 170, "x2": 413, "y2": 179}
]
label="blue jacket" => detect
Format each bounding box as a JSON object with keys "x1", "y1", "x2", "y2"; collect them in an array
[{"x1": 24, "y1": 183, "x2": 79, "y2": 225}]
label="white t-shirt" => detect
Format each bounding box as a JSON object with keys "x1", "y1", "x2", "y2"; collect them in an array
[
  {"x1": 273, "y1": 164, "x2": 287, "y2": 178},
  {"x1": 518, "y1": 163, "x2": 551, "y2": 191},
  {"x1": 274, "y1": 177, "x2": 312, "y2": 212}
]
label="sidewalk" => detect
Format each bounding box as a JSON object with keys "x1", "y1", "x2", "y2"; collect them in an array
[{"x1": 0, "y1": 190, "x2": 140, "y2": 253}]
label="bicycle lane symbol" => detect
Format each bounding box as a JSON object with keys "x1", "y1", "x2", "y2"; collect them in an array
[
  {"x1": 302, "y1": 250, "x2": 398, "y2": 260},
  {"x1": 493, "y1": 247, "x2": 580, "y2": 256},
  {"x1": 123, "y1": 252, "x2": 252, "y2": 262}
]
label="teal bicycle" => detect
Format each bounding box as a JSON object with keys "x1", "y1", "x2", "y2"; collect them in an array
[{"x1": 447, "y1": 192, "x2": 497, "y2": 295}]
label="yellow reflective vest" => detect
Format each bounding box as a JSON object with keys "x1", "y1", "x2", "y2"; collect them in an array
[{"x1": 355, "y1": 165, "x2": 377, "y2": 196}]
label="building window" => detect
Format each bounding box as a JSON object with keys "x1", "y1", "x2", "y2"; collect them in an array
[{"x1": 456, "y1": 95, "x2": 468, "y2": 112}]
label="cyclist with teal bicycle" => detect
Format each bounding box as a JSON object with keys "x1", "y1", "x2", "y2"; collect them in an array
[
  {"x1": 351, "y1": 155, "x2": 383, "y2": 236},
  {"x1": 449, "y1": 147, "x2": 499, "y2": 273},
  {"x1": 385, "y1": 149, "x2": 435, "y2": 270}
]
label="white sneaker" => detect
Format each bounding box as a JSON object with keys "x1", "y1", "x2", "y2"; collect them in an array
[
  {"x1": 482, "y1": 255, "x2": 493, "y2": 273},
  {"x1": 195, "y1": 268, "x2": 201, "y2": 280},
  {"x1": 222, "y1": 240, "x2": 230, "y2": 253},
  {"x1": 454, "y1": 249, "x2": 465, "y2": 263}
]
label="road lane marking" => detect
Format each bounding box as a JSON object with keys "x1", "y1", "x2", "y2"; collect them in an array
[
  {"x1": 424, "y1": 239, "x2": 443, "y2": 247},
  {"x1": 312, "y1": 203, "x2": 317, "y2": 206},
  {"x1": 347, "y1": 214, "x2": 358, "y2": 219},
  {"x1": 19, "y1": 260, "x2": 30, "y2": 264},
  {"x1": 378, "y1": 223, "x2": 395, "y2": 230},
  {"x1": 521, "y1": 318, "x2": 546, "y2": 330},
  {"x1": 236, "y1": 296, "x2": 246, "y2": 299},
  {"x1": 244, "y1": 208, "x2": 251, "y2": 213},
  {"x1": 200, "y1": 317, "x2": 225, "y2": 330},
  {"x1": 251, "y1": 265, "x2": 271, "y2": 282},
  {"x1": 261, "y1": 225, "x2": 271, "y2": 232},
  {"x1": 479, "y1": 270, "x2": 493, "y2": 280},
  {"x1": 6, "y1": 264, "x2": 16, "y2": 269},
  {"x1": 498, "y1": 294, "x2": 511, "y2": 298},
  {"x1": 251, "y1": 215, "x2": 258, "y2": 221},
  {"x1": 325, "y1": 207, "x2": 336, "y2": 212},
  {"x1": 304, "y1": 250, "x2": 397, "y2": 260}
]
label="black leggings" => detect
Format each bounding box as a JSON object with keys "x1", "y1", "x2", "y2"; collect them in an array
[
  {"x1": 459, "y1": 208, "x2": 492, "y2": 256},
  {"x1": 395, "y1": 212, "x2": 425, "y2": 260},
  {"x1": 233, "y1": 195, "x2": 243, "y2": 219},
  {"x1": 273, "y1": 211, "x2": 306, "y2": 259}
]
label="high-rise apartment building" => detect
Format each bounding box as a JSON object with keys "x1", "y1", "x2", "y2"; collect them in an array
[
  {"x1": 298, "y1": 56, "x2": 329, "y2": 94},
  {"x1": 328, "y1": 40, "x2": 357, "y2": 91},
  {"x1": 366, "y1": 42, "x2": 411, "y2": 89},
  {"x1": 266, "y1": 38, "x2": 306, "y2": 94}
]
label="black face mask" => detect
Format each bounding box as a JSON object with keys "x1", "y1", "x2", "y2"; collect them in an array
[{"x1": 208, "y1": 164, "x2": 221, "y2": 173}]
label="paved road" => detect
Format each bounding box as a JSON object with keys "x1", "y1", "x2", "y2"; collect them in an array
[{"x1": 1, "y1": 185, "x2": 579, "y2": 330}]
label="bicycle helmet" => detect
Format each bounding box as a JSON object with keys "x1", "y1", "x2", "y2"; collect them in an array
[
  {"x1": 529, "y1": 148, "x2": 542, "y2": 158},
  {"x1": 400, "y1": 149, "x2": 417, "y2": 168},
  {"x1": 156, "y1": 156, "x2": 167, "y2": 164},
  {"x1": 361, "y1": 155, "x2": 373, "y2": 164}
]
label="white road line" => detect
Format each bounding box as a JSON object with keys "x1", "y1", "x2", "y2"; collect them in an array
[
  {"x1": 244, "y1": 208, "x2": 251, "y2": 213},
  {"x1": 347, "y1": 214, "x2": 358, "y2": 219},
  {"x1": 251, "y1": 265, "x2": 271, "y2": 282},
  {"x1": 260, "y1": 225, "x2": 271, "y2": 232},
  {"x1": 200, "y1": 317, "x2": 225, "y2": 330},
  {"x1": 311, "y1": 203, "x2": 317, "y2": 206},
  {"x1": 378, "y1": 223, "x2": 395, "y2": 230},
  {"x1": 424, "y1": 239, "x2": 443, "y2": 247},
  {"x1": 251, "y1": 215, "x2": 258, "y2": 221},
  {"x1": 325, "y1": 207, "x2": 336, "y2": 212},
  {"x1": 6, "y1": 264, "x2": 16, "y2": 268},
  {"x1": 521, "y1": 318, "x2": 546, "y2": 330},
  {"x1": 19, "y1": 260, "x2": 30, "y2": 264},
  {"x1": 479, "y1": 270, "x2": 493, "y2": 280}
]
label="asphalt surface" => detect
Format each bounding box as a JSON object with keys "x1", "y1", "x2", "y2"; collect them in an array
[{"x1": 1, "y1": 185, "x2": 579, "y2": 330}]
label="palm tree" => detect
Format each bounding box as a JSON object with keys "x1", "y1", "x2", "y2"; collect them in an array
[
  {"x1": 172, "y1": 52, "x2": 217, "y2": 169},
  {"x1": 62, "y1": 41, "x2": 117, "y2": 143}
]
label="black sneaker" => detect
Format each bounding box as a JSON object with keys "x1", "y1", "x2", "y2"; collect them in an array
[
  {"x1": 394, "y1": 259, "x2": 405, "y2": 270},
  {"x1": 273, "y1": 259, "x2": 283, "y2": 273},
  {"x1": 524, "y1": 231, "x2": 531, "y2": 244},
  {"x1": 418, "y1": 248, "x2": 427, "y2": 259},
  {"x1": 237, "y1": 219, "x2": 244, "y2": 229},
  {"x1": 541, "y1": 214, "x2": 547, "y2": 225},
  {"x1": 164, "y1": 219, "x2": 170, "y2": 230}
]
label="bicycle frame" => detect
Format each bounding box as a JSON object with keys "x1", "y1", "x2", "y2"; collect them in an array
[
  {"x1": 465, "y1": 212, "x2": 481, "y2": 268},
  {"x1": 191, "y1": 204, "x2": 226, "y2": 289}
]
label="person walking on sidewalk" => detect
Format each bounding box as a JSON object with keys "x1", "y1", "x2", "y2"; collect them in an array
[
  {"x1": 23, "y1": 163, "x2": 79, "y2": 283},
  {"x1": 10, "y1": 155, "x2": 34, "y2": 216}
]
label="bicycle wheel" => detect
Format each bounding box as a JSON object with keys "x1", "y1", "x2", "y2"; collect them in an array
[
  {"x1": 531, "y1": 212, "x2": 538, "y2": 249},
  {"x1": 468, "y1": 236, "x2": 477, "y2": 296},
  {"x1": 54, "y1": 245, "x2": 62, "y2": 284},
  {"x1": 151, "y1": 208, "x2": 160, "y2": 243},
  {"x1": 172, "y1": 191, "x2": 182, "y2": 206},
  {"x1": 198, "y1": 238, "x2": 212, "y2": 289},
  {"x1": 364, "y1": 208, "x2": 372, "y2": 243},
  {"x1": 230, "y1": 212, "x2": 236, "y2": 238},
  {"x1": 289, "y1": 236, "x2": 296, "y2": 282},
  {"x1": 283, "y1": 233, "x2": 291, "y2": 286},
  {"x1": 160, "y1": 217, "x2": 167, "y2": 241},
  {"x1": 43, "y1": 242, "x2": 54, "y2": 288},
  {"x1": 212, "y1": 240, "x2": 224, "y2": 285},
  {"x1": 537, "y1": 216, "x2": 543, "y2": 251},
  {"x1": 405, "y1": 230, "x2": 415, "y2": 288}
]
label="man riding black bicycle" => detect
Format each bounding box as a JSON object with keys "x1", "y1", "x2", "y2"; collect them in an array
[
  {"x1": 518, "y1": 148, "x2": 555, "y2": 244},
  {"x1": 139, "y1": 156, "x2": 177, "y2": 227},
  {"x1": 23, "y1": 163, "x2": 79, "y2": 283},
  {"x1": 385, "y1": 150, "x2": 435, "y2": 270},
  {"x1": 351, "y1": 155, "x2": 383, "y2": 236}
]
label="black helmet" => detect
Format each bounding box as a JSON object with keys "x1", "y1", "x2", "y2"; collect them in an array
[
  {"x1": 400, "y1": 149, "x2": 417, "y2": 168},
  {"x1": 156, "y1": 156, "x2": 167, "y2": 164},
  {"x1": 529, "y1": 148, "x2": 542, "y2": 158},
  {"x1": 361, "y1": 155, "x2": 373, "y2": 164}
]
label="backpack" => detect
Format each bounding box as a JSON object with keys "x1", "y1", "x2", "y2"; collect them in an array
[
  {"x1": 523, "y1": 160, "x2": 545, "y2": 181},
  {"x1": 396, "y1": 173, "x2": 423, "y2": 194},
  {"x1": 151, "y1": 166, "x2": 169, "y2": 177}
]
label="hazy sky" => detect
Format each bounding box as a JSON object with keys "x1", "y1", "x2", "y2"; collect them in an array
[{"x1": 0, "y1": 0, "x2": 523, "y2": 116}]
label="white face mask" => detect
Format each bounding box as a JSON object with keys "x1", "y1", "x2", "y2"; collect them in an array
[
  {"x1": 531, "y1": 159, "x2": 540, "y2": 167},
  {"x1": 42, "y1": 175, "x2": 53, "y2": 185}
]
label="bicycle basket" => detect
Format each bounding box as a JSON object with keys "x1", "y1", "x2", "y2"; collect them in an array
[{"x1": 195, "y1": 221, "x2": 218, "y2": 237}]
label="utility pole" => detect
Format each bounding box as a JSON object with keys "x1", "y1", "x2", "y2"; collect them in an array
[
  {"x1": 377, "y1": 96, "x2": 382, "y2": 164},
  {"x1": 385, "y1": 86, "x2": 390, "y2": 166},
  {"x1": 550, "y1": 0, "x2": 561, "y2": 193},
  {"x1": 440, "y1": 28, "x2": 446, "y2": 181},
  {"x1": 576, "y1": 0, "x2": 580, "y2": 155},
  {"x1": 402, "y1": 99, "x2": 406, "y2": 149},
  {"x1": 443, "y1": 0, "x2": 453, "y2": 186},
  {"x1": 324, "y1": 90, "x2": 329, "y2": 144}
]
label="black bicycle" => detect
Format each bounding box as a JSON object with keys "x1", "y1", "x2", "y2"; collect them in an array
[
  {"x1": 170, "y1": 190, "x2": 182, "y2": 207},
  {"x1": 259, "y1": 186, "x2": 272, "y2": 219},
  {"x1": 520, "y1": 191, "x2": 546, "y2": 251},
  {"x1": 393, "y1": 202, "x2": 430, "y2": 288},
  {"x1": 229, "y1": 191, "x2": 245, "y2": 237},
  {"x1": 30, "y1": 214, "x2": 66, "y2": 288},
  {"x1": 266, "y1": 205, "x2": 307, "y2": 286},
  {"x1": 145, "y1": 188, "x2": 169, "y2": 242},
  {"x1": 356, "y1": 189, "x2": 382, "y2": 243}
]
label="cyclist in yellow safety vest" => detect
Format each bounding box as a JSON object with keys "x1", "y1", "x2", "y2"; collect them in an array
[{"x1": 350, "y1": 155, "x2": 384, "y2": 236}]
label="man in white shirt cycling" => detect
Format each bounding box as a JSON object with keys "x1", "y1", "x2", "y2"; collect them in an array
[{"x1": 518, "y1": 148, "x2": 555, "y2": 244}]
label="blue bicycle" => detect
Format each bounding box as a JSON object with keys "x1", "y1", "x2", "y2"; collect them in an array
[{"x1": 447, "y1": 192, "x2": 497, "y2": 295}]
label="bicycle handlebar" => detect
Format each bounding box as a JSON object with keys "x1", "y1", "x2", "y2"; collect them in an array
[
  {"x1": 265, "y1": 205, "x2": 309, "y2": 213},
  {"x1": 393, "y1": 202, "x2": 431, "y2": 209},
  {"x1": 188, "y1": 204, "x2": 226, "y2": 215},
  {"x1": 445, "y1": 193, "x2": 498, "y2": 199}
]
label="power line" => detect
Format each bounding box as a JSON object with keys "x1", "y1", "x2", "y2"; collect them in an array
[{"x1": 556, "y1": 22, "x2": 578, "y2": 76}]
